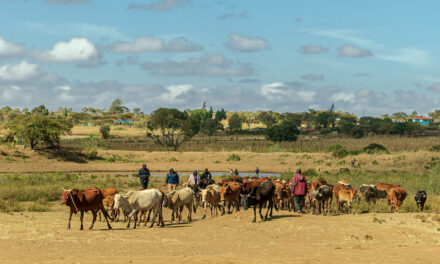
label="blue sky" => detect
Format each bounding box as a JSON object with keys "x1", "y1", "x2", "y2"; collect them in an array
[{"x1": 0, "y1": 0, "x2": 439, "y2": 116}]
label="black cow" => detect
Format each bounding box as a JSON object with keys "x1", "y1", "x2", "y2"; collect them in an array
[
  {"x1": 415, "y1": 190, "x2": 427, "y2": 211},
  {"x1": 241, "y1": 181, "x2": 275, "y2": 222},
  {"x1": 359, "y1": 184, "x2": 387, "y2": 204},
  {"x1": 312, "y1": 185, "x2": 332, "y2": 216}
]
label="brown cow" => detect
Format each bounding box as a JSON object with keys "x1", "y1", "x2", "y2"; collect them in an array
[
  {"x1": 386, "y1": 187, "x2": 407, "y2": 212},
  {"x1": 273, "y1": 181, "x2": 293, "y2": 211},
  {"x1": 338, "y1": 188, "x2": 356, "y2": 213},
  {"x1": 333, "y1": 183, "x2": 350, "y2": 207},
  {"x1": 376, "y1": 183, "x2": 400, "y2": 194},
  {"x1": 61, "y1": 188, "x2": 112, "y2": 230},
  {"x1": 220, "y1": 182, "x2": 241, "y2": 213},
  {"x1": 99, "y1": 187, "x2": 119, "y2": 222}
]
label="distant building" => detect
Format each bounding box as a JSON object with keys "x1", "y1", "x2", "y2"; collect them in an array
[
  {"x1": 114, "y1": 119, "x2": 134, "y2": 125},
  {"x1": 412, "y1": 116, "x2": 433, "y2": 126}
]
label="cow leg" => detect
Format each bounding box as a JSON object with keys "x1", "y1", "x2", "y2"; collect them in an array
[
  {"x1": 133, "y1": 211, "x2": 138, "y2": 229},
  {"x1": 100, "y1": 208, "x2": 113, "y2": 230},
  {"x1": 227, "y1": 203, "x2": 232, "y2": 214},
  {"x1": 67, "y1": 208, "x2": 73, "y2": 230},
  {"x1": 324, "y1": 200, "x2": 328, "y2": 216},
  {"x1": 252, "y1": 207, "x2": 257, "y2": 223},
  {"x1": 186, "y1": 203, "x2": 192, "y2": 222},
  {"x1": 89, "y1": 210, "x2": 97, "y2": 230},
  {"x1": 259, "y1": 203, "x2": 265, "y2": 220},
  {"x1": 269, "y1": 200, "x2": 274, "y2": 217},
  {"x1": 149, "y1": 206, "x2": 159, "y2": 228},
  {"x1": 235, "y1": 198, "x2": 240, "y2": 212},
  {"x1": 98, "y1": 211, "x2": 102, "y2": 222},
  {"x1": 80, "y1": 211, "x2": 84, "y2": 230},
  {"x1": 147, "y1": 209, "x2": 152, "y2": 223},
  {"x1": 202, "y1": 202, "x2": 207, "y2": 219}
]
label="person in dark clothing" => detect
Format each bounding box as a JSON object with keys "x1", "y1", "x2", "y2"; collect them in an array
[
  {"x1": 234, "y1": 168, "x2": 239, "y2": 177},
  {"x1": 138, "y1": 164, "x2": 150, "y2": 189},
  {"x1": 256, "y1": 167, "x2": 260, "y2": 177},
  {"x1": 165, "y1": 168, "x2": 179, "y2": 192},
  {"x1": 201, "y1": 168, "x2": 212, "y2": 181}
]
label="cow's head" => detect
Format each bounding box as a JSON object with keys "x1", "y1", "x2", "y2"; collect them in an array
[
  {"x1": 219, "y1": 183, "x2": 230, "y2": 202},
  {"x1": 163, "y1": 191, "x2": 176, "y2": 208},
  {"x1": 61, "y1": 188, "x2": 71, "y2": 204},
  {"x1": 415, "y1": 190, "x2": 427, "y2": 203}
]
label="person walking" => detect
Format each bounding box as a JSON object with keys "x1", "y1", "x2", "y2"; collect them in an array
[
  {"x1": 201, "y1": 168, "x2": 212, "y2": 181},
  {"x1": 138, "y1": 164, "x2": 150, "y2": 189},
  {"x1": 165, "y1": 168, "x2": 179, "y2": 192},
  {"x1": 188, "y1": 170, "x2": 199, "y2": 188},
  {"x1": 255, "y1": 167, "x2": 260, "y2": 177},
  {"x1": 229, "y1": 169, "x2": 233, "y2": 177},
  {"x1": 234, "y1": 168, "x2": 239, "y2": 177},
  {"x1": 291, "y1": 169, "x2": 307, "y2": 214},
  {"x1": 351, "y1": 158, "x2": 356, "y2": 168}
]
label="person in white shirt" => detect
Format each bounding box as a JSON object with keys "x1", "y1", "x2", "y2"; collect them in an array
[{"x1": 188, "y1": 170, "x2": 199, "y2": 187}]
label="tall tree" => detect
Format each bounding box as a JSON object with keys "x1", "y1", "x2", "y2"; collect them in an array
[
  {"x1": 146, "y1": 108, "x2": 200, "y2": 151},
  {"x1": 228, "y1": 113, "x2": 242, "y2": 131},
  {"x1": 108, "y1": 99, "x2": 129, "y2": 114}
]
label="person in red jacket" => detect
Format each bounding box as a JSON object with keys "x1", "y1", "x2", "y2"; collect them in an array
[{"x1": 291, "y1": 169, "x2": 307, "y2": 213}]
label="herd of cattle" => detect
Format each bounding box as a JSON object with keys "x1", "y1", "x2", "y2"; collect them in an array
[{"x1": 61, "y1": 176, "x2": 428, "y2": 230}]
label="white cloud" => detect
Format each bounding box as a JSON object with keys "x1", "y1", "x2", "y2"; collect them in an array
[
  {"x1": 260, "y1": 82, "x2": 286, "y2": 100},
  {"x1": 377, "y1": 48, "x2": 430, "y2": 66},
  {"x1": 338, "y1": 45, "x2": 373, "y2": 57},
  {"x1": 310, "y1": 29, "x2": 381, "y2": 49},
  {"x1": 299, "y1": 45, "x2": 328, "y2": 55},
  {"x1": 297, "y1": 90, "x2": 316, "y2": 102},
  {"x1": 111, "y1": 36, "x2": 202, "y2": 53},
  {"x1": 129, "y1": 0, "x2": 191, "y2": 11},
  {"x1": 224, "y1": 33, "x2": 270, "y2": 53},
  {"x1": 0, "y1": 61, "x2": 39, "y2": 81},
  {"x1": 141, "y1": 53, "x2": 253, "y2": 77},
  {"x1": 217, "y1": 11, "x2": 248, "y2": 20},
  {"x1": 160, "y1": 84, "x2": 194, "y2": 102},
  {"x1": 0, "y1": 37, "x2": 26, "y2": 57},
  {"x1": 34, "y1": 38, "x2": 99, "y2": 63},
  {"x1": 330, "y1": 92, "x2": 356, "y2": 103}
]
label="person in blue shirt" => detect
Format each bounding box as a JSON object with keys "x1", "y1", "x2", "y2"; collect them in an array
[
  {"x1": 138, "y1": 164, "x2": 150, "y2": 189},
  {"x1": 165, "y1": 168, "x2": 179, "y2": 192}
]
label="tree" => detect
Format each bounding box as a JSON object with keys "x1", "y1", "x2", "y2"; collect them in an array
[
  {"x1": 100, "y1": 125, "x2": 111, "y2": 139},
  {"x1": 265, "y1": 121, "x2": 300, "y2": 142},
  {"x1": 228, "y1": 113, "x2": 242, "y2": 131},
  {"x1": 429, "y1": 110, "x2": 440, "y2": 120},
  {"x1": 8, "y1": 115, "x2": 71, "y2": 149},
  {"x1": 317, "y1": 111, "x2": 331, "y2": 128},
  {"x1": 108, "y1": 99, "x2": 129, "y2": 114},
  {"x1": 146, "y1": 108, "x2": 200, "y2": 151},
  {"x1": 257, "y1": 111, "x2": 279, "y2": 128},
  {"x1": 200, "y1": 118, "x2": 222, "y2": 137},
  {"x1": 215, "y1": 108, "x2": 227, "y2": 121},
  {"x1": 31, "y1": 105, "x2": 49, "y2": 116},
  {"x1": 133, "y1": 107, "x2": 141, "y2": 115}
]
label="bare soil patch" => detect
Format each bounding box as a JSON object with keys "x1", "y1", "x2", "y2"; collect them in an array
[{"x1": 0, "y1": 205, "x2": 439, "y2": 263}]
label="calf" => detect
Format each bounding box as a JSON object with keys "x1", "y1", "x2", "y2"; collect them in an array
[
  {"x1": 61, "y1": 188, "x2": 112, "y2": 230},
  {"x1": 312, "y1": 185, "x2": 332, "y2": 216},
  {"x1": 386, "y1": 187, "x2": 407, "y2": 213},
  {"x1": 414, "y1": 190, "x2": 427, "y2": 212},
  {"x1": 201, "y1": 184, "x2": 224, "y2": 219},
  {"x1": 220, "y1": 182, "x2": 241, "y2": 214},
  {"x1": 114, "y1": 189, "x2": 164, "y2": 229},
  {"x1": 338, "y1": 188, "x2": 356, "y2": 213},
  {"x1": 163, "y1": 187, "x2": 196, "y2": 223},
  {"x1": 241, "y1": 181, "x2": 275, "y2": 222}
]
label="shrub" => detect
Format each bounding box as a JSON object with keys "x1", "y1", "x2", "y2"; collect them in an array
[
  {"x1": 371, "y1": 160, "x2": 378, "y2": 165},
  {"x1": 362, "y1": 143, "x2": 388, "y2": 154},
  {"x1": 333, "y1": 148, "x2": 348, "y2": 158},
  {"x1": 267, "y1": 143, "x2": 283, "y2": 152},
  {"x1": 100, "y1": 125, "x2": 111, "y2": 139},
  {"x1": 327, "y1": 144, "x2": 344, "y2": 152},
  {"x1": 429, "y1": 145, "x2": 440, "y2": 152},
  {"x1": 303, "y1": 168, "x2": 318, "y2": 177},
  {"x1": 86, "y1": 148, "x2": 98, "y2": 160},
  {"x1": 227, "y1": 154, "x2": 241, "y2": 161},
  {"x1": 265, "y1": 121, "x2": 299, "y2": 142}
]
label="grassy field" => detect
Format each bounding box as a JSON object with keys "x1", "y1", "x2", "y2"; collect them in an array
[{"x1": 62, "y1": 125, "x2": 440, "y2": 152}]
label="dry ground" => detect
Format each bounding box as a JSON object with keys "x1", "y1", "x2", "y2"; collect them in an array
[
  {"x1": 0, "y1": 204, "x2": 439, "y2": 264},
  {"x1": 0, "y1": 145, "x2": 437, "y2": 174}
]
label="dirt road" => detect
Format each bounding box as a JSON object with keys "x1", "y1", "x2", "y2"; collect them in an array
[{"x1": 0, "y1": 205, "x2": 439, "y2": 264}]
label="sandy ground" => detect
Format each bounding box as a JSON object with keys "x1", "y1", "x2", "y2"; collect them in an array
[
  {"x1": 0, "y1": 204, "x2": 439, "y2": 264},
  {"x1": 0, "y1": 146, "x2": 437, "y2": 175}
]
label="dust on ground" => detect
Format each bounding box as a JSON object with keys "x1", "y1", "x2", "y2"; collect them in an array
[{"x1": 0, "y1": 204, "x2": 439, "y2": 264}]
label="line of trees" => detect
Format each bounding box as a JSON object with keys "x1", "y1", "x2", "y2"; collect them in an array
[{"x1": 0, "y1": 100, "x2": 435, "y2": 151}]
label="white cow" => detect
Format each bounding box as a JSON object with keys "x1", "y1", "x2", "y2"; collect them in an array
[
  {"x1": 163, "y1": 187, "x2": 195, "y2": 223},
  {"x1": 201, "y1": 184, "x2": 224, "y2": 219},
  {"x1": 114, "y1": 189, "x2": 164, "y2": 229}
]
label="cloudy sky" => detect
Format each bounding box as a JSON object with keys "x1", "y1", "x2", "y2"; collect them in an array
[{"x1": 1, "y1": 0, "x2": 440, "y2": 116}]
